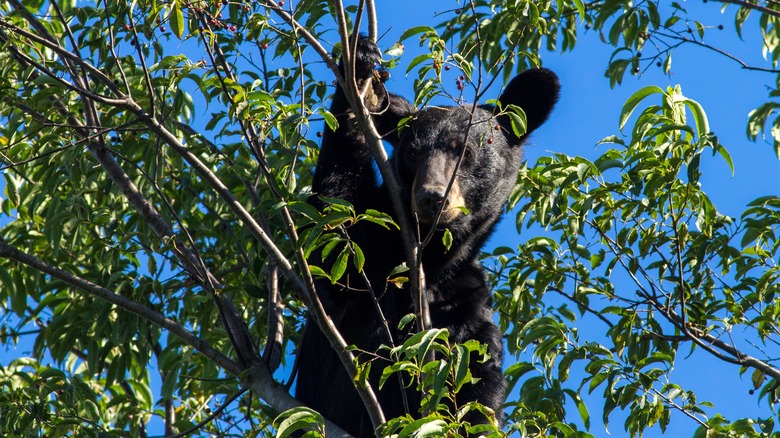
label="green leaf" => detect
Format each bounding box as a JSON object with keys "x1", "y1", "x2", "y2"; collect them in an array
[
  {"x1": 564, "y1": 389, "x2": 590, "y2": 430},
  {"x1": 398, "y1": 418, "x2": 447, "y2": 437},
  {"x1": 170, "y1": 1, "x2": 184, "y2": 39},
  {"x1": 360, "y1": 209, "x2": 399, "y2": 229},
  {"x1": 351, "y1": 243, "x2": 365, "y2": 272},
  {"x1": 398, "y1": 313, "x2": 416, "y2": 330},
  {"x1": 308, "y1": 265, "x2": 331, "y2": 281},
  {"x1": 572, "y1": 0, "x2": 586, "y2": 21},
  {"x1": 319, "y1": 108, "x2": 339, "y2": 132},
  {"x1": 620, "y1": 85, "x2": 665, "y2": 130},
  {"x1": 4, "y1": 172, "x2": 19, "y2": 208},
  {"x1": 275, "y1": 407, "x2": 324, "y2": 438},
  {"x1": 504, "y1": 104, "x2": 527, "y2": 137},
  {"x1": 452, "y1": 344, "x2": 472, "y2": 392},
  {"x1": 399, "y1": 25, "x2": 437, "y2": 42},
  {"x1": 682, "y1": 97, "x2": 710, "y2": 137},
  {"x1": 442, "y1": 228, "x2": 453, "y2": 251},
  {"x1": 751, "y1": 369, "x2": 766, "y2": 390},
  {"x1": 329, "y1": 246, "x2": 350, "y2": 283},
  {"x1": 388, "y1": 263, "x2": 409, "y2": 277}
]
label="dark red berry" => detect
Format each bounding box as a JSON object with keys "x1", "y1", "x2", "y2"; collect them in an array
[
  {"x1": 124, "y1": 24, "x2": 131, "y2": 30},
  {"x1": 160, "y1": 26, "x2": 166, "y2": 32},
  {"x1": 487, "y1": 138, "x2": 493, "y2": 144},
  {"x1": 444, "y1": 65, "x2": 451, "y2": 71},
  {"x1": 261, "y1": 43, "x2": 268, "y2": 49}
]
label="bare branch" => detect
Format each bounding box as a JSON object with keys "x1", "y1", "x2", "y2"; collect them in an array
[
  {"x1": 710, "y1": 0, "x2": 780, "y2": 19},
  {"x1": 654, "y1": 29, "x2": 780, "y2": 74}
]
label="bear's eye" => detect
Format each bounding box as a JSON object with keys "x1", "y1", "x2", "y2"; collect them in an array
[
  {"x1": 405, "y1": 147, "x2": 419, "y2": 162},
  {"x1": 458, "y1": 145, "x2": 473, "y2": 165}
]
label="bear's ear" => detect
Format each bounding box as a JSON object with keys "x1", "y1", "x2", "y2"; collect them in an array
[{"x1": 496, "y1": 68, "x2": 559, "y2": 139}]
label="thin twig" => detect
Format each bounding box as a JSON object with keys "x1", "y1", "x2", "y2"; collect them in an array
[
  {"x1": 162, "y1": 389, "x2": 248, "y2": 438},
  {"x1": 710, "y1": 0, "x2": 780, "y2": 19}
]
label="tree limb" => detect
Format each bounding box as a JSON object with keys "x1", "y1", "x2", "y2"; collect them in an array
[{"x1": 0, "y1": 239, "x2": 352, "y2": 437}]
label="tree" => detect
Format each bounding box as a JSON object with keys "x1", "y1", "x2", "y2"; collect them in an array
[{"x1": 0, "y1": 0, "x2": 779, "y2": 436}]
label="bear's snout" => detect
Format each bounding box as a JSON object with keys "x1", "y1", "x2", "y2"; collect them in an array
[
  {"x1": 415, "y1": 186, "x2": 449, "y2": 222},
  {"x1": 411, "y1": 167, "x2": 466, "y2": 225}
]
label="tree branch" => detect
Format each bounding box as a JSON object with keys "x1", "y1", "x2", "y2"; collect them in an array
[
  {"x1": 0, "y1": 239, "x2": 352, "y2": 437},
  {"x1": 0, "y1": 240, "x2": 235, "y2": 372},
  {"x1": 710, "y1": 0, "x2": 780, "y2": 20},
  {"x1": 588, "y1": 218, "x2": 780, "y2": 382}
]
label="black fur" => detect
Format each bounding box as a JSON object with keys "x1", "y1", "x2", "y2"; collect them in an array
[{"x1": 296, "y1": 37, "x2": 559, "y2": 436}]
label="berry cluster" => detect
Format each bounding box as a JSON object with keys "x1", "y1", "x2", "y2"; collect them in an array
[{"x1": 455, "y1": 75, "x2": 466, "y2": 91}]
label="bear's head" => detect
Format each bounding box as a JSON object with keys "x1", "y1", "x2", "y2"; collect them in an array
[{"x1": 391, "y1": 68, "x2": 560, "y2": 237}]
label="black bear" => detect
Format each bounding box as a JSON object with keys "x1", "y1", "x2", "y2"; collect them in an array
[{"x1": 295, "y1": 38, "x2": 559, "y2": 436}]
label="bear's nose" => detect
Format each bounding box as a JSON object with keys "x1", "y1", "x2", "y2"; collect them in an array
[{"x1": 416, "y1": 188, "x2": 449, "y2": 222}]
